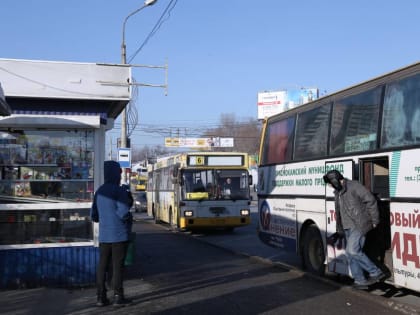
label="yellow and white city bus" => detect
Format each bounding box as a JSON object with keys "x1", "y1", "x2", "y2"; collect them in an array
[
  {"x1": 147, "y1": 152, "x2": 253, "y2": 231},
  {"x1": 257, "y1": 62, "x2": 420, "y2": 293}
]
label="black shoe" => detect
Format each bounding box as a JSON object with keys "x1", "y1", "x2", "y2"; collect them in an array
[
  {"x1": 96, "y1": 296, "x2": 110, "y2": 307},
  {"x1": 352, "y1": 278, "x2": 375, "y2": 290},
  {"x1": 369, "y1": 272, "x2": 387, "y2": 283},
  {"x1": 113, "y1": 295, "x2": 132, "y2": 307}
]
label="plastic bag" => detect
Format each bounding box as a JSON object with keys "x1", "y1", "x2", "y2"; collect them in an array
[{"x1": 124, "y1": 232, "x2": 136, "y2": 266}]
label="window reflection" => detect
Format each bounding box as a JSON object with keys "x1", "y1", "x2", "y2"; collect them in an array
[
  {"x1": 381, "y1": 74, "x2": 420, "y2": 148},
  {"x1": 0, "y1": 208, "x2": 92, "y2": 245},
  {"x1": 330, "y1": 88, "x2": 381, "y2": 155},
  {"x1": 262, "y1": 117, "x2": 295, "y2": 164},
  {"x1": 294, "y1": 104, "x2": 331, "y2": 160}
]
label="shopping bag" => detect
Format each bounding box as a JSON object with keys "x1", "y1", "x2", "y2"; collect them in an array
[{"x1": 124, "y1": 232, "x2": 136, "y2": 266}]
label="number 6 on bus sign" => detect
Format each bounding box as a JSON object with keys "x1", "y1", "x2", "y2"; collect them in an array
[{"x1": 190, "y1": 156, "x2": 205, "y2": 166}]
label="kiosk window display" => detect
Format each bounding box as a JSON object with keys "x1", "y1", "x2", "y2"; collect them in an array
[{"x1": 0, "y1": 129, "x2": 94, "y2": 245}]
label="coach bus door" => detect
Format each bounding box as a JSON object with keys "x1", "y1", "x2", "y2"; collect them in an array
[
  {"x1": 325, "y1": 160, "x2": 354, "y2": 275},
  {"x1": 358, "y1": 157, "x2": 392, "y2": 280}
]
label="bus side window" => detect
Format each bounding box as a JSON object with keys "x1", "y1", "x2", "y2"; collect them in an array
[
  {"x1": 381, "y1": 74, "x2": 420, "y2": 147},
  {"x1": 263, "y1": 117, "x2": 295, "y2": 164},
  {"x1": 411, "y1": 108, "x2": 420, "y2": 142},
  {"x1": 381, "y1": 82, "x2": 406, "y2": 147}
]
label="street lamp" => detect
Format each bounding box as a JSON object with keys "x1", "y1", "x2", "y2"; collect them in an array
[{"x1": 120, "y1": 0, "x2": 157, "y2": 184}]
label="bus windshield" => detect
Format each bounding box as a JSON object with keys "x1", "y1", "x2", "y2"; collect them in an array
[{"x1": 182, "y1": 169, "x2": 249, "y2": 201}]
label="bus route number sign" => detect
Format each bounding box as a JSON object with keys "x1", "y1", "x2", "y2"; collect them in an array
[{"x1": 189, "y1": 156, "x2": 205, "y2": 166}]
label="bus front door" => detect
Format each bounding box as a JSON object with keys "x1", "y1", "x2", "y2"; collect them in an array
[{"x1": 358, "y1": 157, "x2": 392, "y2": 281}]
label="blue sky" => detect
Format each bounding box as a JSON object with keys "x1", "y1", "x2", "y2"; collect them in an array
[{"x1": 1, "y1": 0, "x2": 419, "y2": 148}]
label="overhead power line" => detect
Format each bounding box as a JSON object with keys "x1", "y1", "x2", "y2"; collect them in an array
[{"x1": 128, "y1": 0, "x2": 178, "y2": 63}]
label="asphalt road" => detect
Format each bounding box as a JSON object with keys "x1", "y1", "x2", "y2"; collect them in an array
[
  {"x1": 130, "y1": 219, "x2": 415, "y2": 314},
  {"x1": 130, "y1": 214, "x2": 418, "y2": 314},
  {"x1": 134, "y1": 203, "x2": 420, "y2": 311}
]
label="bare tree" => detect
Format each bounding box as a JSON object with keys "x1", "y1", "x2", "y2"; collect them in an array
[
  {"x1": 130, "y1": 114, "x2": 261, "y2": 163},
  {"x1": 132, "y1": 145, "x2": 172, "y2": 163},
  {"x1": 202, "y1": 113, "x2": 261, "y2": 154}
]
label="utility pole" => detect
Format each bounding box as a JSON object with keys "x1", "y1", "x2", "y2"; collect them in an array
[{"x1": 120, "y1": 0, "x2": 157, "y2": 184}]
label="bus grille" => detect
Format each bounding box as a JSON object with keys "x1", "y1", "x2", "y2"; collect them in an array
[{"x1": 210, "y1": 207, "x2": 226, "y2": 214}]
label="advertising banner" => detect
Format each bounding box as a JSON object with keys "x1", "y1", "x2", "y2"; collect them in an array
[
  {"x1": 165, "y1": 137, "x2": 234, "y2": 148},
  {"x1": 257, "y1": 88, "x2": 319, "y2": 119}
]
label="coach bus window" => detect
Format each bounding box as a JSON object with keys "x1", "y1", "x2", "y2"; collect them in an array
[
  {"x1": 294, "y1": 103, "x2": 331, "y2": 160},
  {"x1": 262, "y1": 116, "x2": 295, "y2": 165},
  {"x1": 381, "y1": 81, "x2": 406, "y2": 147},
  {"x1": 330, "y1": 87, "x2": 381, "y2": 155},
  {"x1": 381, "y1": 74, "x2": 420, "y2": 148}
]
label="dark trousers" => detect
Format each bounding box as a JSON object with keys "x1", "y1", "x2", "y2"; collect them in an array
[{"x1": 97, "y1": 241, "x2": 129, "y2": 296}]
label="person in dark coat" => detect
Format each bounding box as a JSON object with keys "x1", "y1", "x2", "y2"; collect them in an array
[
  {"x1": 323, "y1": 170, "x2": 387, "y2": 289},
  {"x1": 91, "y1": 160, "x2": 133, "y2": 307}
]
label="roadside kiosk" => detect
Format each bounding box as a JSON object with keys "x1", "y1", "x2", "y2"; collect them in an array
[{"x1": 0, "y1": 58, "x2": 131, "y2": 288}]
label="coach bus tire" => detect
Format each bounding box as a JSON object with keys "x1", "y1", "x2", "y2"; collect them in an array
[{"x1": 302, "y1": 224, "x2": 325, "y2": 276}]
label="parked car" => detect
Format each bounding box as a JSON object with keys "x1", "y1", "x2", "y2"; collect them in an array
[{"x1": 134, "y1": 192, "x2": 147, "y2": 212}]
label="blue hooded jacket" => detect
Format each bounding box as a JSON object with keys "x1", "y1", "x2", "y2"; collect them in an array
[{"x1": 90, "y1": 160, "x2": 132, "y2": 243}]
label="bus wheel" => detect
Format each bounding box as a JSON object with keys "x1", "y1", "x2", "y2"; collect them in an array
[{"x1": 302, "y1": 224, "x2": 325, "y2": 276}]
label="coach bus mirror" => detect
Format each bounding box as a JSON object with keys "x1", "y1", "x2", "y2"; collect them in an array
[{"x1": 249, "y1": 175, "x2": 253, "y2": 186}]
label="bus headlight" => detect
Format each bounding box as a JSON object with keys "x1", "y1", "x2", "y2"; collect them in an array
[
  {"x1": 184, "y1": 210, "x2": 194, "y2": 217},
  {"x1": 240, "y1": 209, "x2": 250, "y2": 216}
]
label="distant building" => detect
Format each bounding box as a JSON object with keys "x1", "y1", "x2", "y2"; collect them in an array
[{"x1": 0, "y1": 82, "x2": 11, "y2": 116}]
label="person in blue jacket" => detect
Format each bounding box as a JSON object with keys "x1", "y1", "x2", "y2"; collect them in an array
[{"x1": 91, "y1": 160, "x2": 133, "y2": 307}]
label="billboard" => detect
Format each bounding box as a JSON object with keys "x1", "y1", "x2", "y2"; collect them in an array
[
  {"x1": 257, "y1": 88, "x2": 318, "y2": 119},
  {"x1": 165, "y1": 137, "x2": 234, "y2": 148},
  {"x1": 257, "y1": 91, "x2": 286, "y2": 120}
]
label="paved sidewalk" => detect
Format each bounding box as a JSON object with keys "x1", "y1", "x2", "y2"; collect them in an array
[{"x1": 0, "y1": 278, "x2": 154, "y2": 315}]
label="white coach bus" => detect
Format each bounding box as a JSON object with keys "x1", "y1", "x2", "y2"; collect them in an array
[{"x1": 257, "y1": 62, "x2": 420, "y2": 293}]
